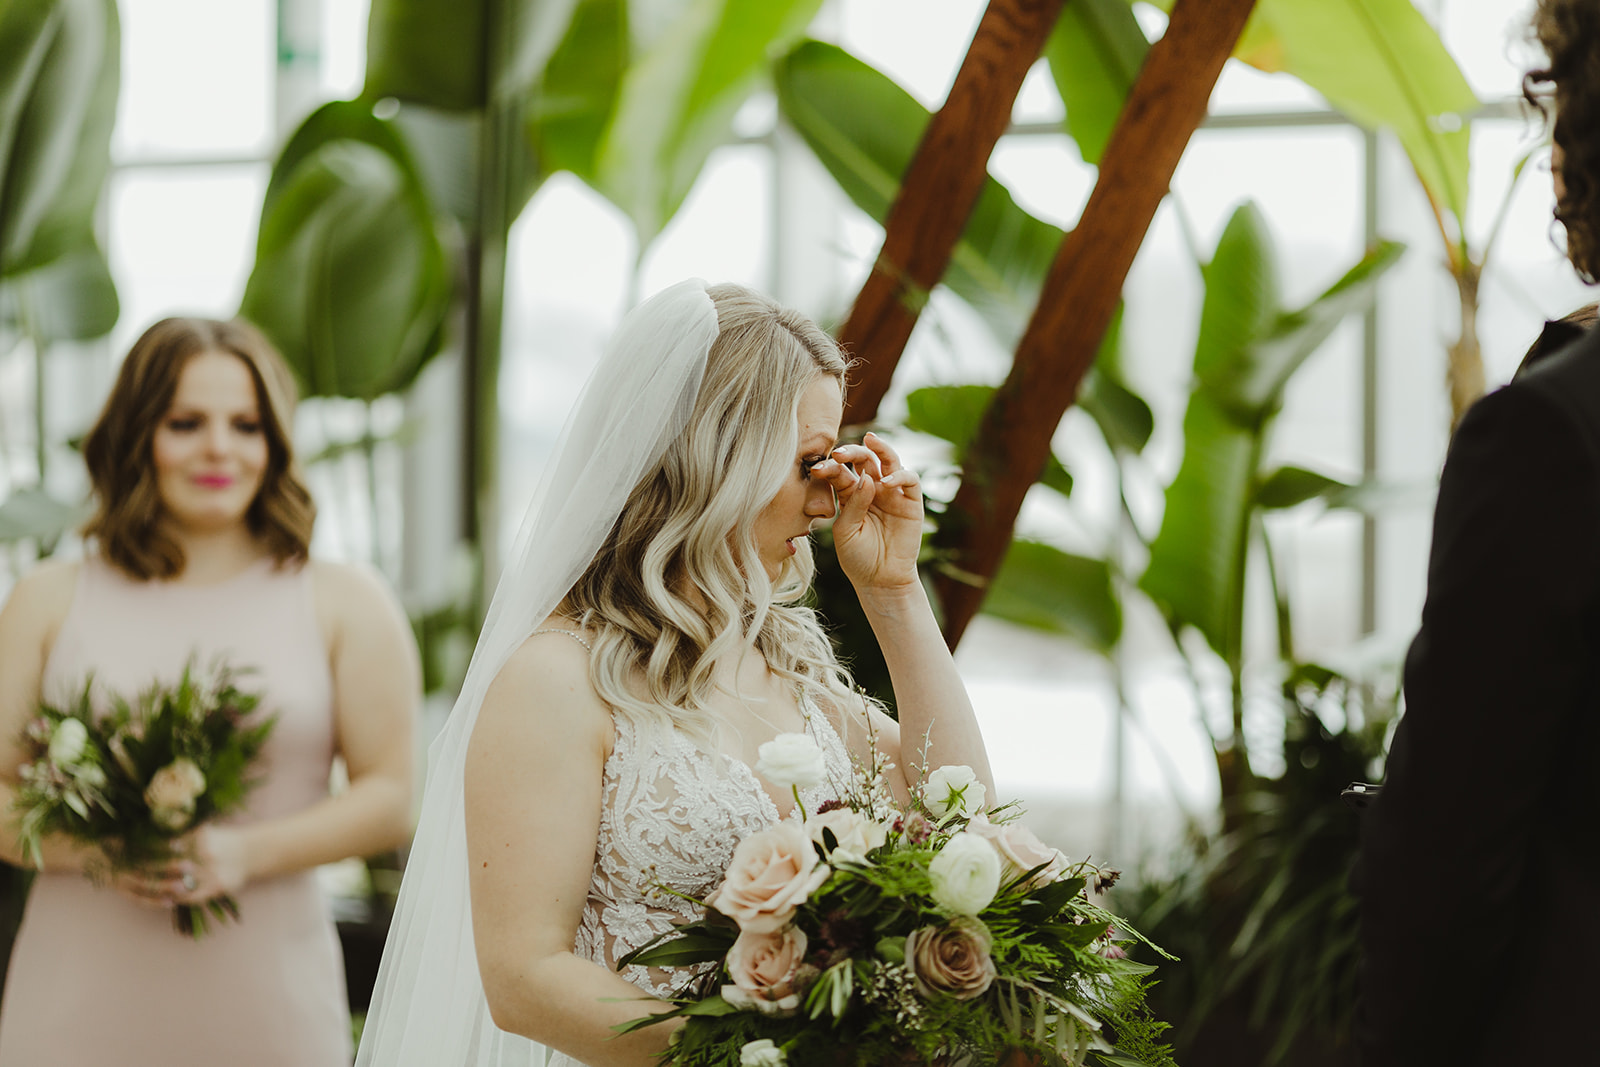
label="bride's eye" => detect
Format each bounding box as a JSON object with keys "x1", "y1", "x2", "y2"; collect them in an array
[{"x1": 800, "y1": 456, "x2": 824, "y2": 481}]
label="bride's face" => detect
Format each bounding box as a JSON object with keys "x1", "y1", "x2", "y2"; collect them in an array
[{"x1": 751, "y1": 374, "x2": 844, "y2": 582}]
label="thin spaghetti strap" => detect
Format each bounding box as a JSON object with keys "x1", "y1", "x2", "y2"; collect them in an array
[{"x1": 528, "y1": 627, "x2": 592, "y2": 652}]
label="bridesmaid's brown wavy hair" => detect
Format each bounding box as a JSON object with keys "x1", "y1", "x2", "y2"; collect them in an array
[
  {"x1": 1527, "y1": 0, "x2": 1600, "y2": 281},
  {"x1": 82, "y1": 317, "x2": 315, "y2": 580}
]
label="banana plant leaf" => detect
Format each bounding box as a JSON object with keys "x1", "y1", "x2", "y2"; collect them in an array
[
  {"x1": 593, "y1": 0, "x2": 822, "y2": 242},
  {"x1": 1139, "y1": 201, "x2": 1404, "y2": 659},
  {"x1": 0, "y1": 235, "x2": 116, "y2": 341},
  {"x1": 983, "y1": 539, "x2": 1121, "y2": 653},
  {"x1": 1256, "y1": 464, "x2": 1433, "y2": 516},
  {"x1": 904, "y1": 384, "x2": 1073, "y2": 498},
  {"x1": 0, "y1": 0, "x2": 118, "y2": 334},
  {"x1": 1234, "y1": 0, "x2": 1477, "y2": 229},
  {"x1": 240, "y1": 102, "x2": 452, "y2": 400},
  {"x1": 1077, "y1": 303, "x2": 1153, "y2": 455},
  {"x1": 526, "y1": 0, "x2": 626, "y2": 181},
  {"x1": 363, "y1": 0, "x2": 581, "y2": 110},
  {"x1": 1044, "y1": 0, "x2": 1149, "y2": 166},
  {"x1": 774, "y1": 39, "x2": 1063, "y2": 350}
]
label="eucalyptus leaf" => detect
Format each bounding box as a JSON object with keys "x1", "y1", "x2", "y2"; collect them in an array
[
  {"x1": 775, "y1": 40, "x2": 1064, "y2": 349},
  {"x1": 1044, "y1": 0, "x2": 1149, "y2": 165},
  {"x1": 240, "y1": 136, "x2": 452, "y2": 400},
  {"x1": 0, "y1": 0, "x2": 119, "y2": 279},
  {"x1": 595, "y1": 0, "x2": 822, "y2": 242},
  {"x1": 983, "y1": 540, "x2": 1121, "y2": 653}
]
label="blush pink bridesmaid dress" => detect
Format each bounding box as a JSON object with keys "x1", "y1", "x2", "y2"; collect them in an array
[{"x1": 0, "y1": 554, "x2": 352, "y2": 1066}]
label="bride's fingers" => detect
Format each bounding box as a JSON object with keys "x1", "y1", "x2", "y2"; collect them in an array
[
  {"x1": 862, "y1": 432, "x2": 902, "y2": 477},
  {"x1": 829, "y1": 443, "x2": 883, "y2": 481},
  {"x1": 836, "y1": 470, "x2": 877, "y2": 530}
]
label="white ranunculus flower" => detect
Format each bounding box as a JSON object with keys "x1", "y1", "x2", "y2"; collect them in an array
[
  {"x1": 739, "y1": 1038, "x2": 787, "y2": 1067},
  {"x1": 928, "y1": 831, "x2": 1002, "y2": 915},
  {"x1": 806, "y1": 808, "x2": 888, "y2": 864},
  {"x1": 923, "y1": 764, "x2": 986, "y2": 819},
  {"x1": 755, "y1": 733, "x2": 828, "y2": 791},
  {"x1": 48, "y1": 719, "x2": 88, "y2": 766}
]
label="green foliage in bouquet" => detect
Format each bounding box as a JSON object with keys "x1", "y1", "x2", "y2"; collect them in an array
[
  {"x1": 614, "y1": 737, "x2": 1177, "y2": 1067},
  {"x1": 13, "y1": 661, "x2": 277, "y2": 937}
]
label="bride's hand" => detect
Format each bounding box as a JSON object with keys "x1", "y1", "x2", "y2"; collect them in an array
[{"x1": 812, "y1": 432, "x2": 924, "y2": 591}]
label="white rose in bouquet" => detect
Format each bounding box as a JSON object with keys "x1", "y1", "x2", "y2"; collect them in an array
[
  {"x1": 966, "y1": 813, "x2": 1071, "y2": 886},
  {"x1": 923, "y1": 764, "x2": 986, "y2": 819},
  {"x1": 145, "y1": 758, "x2": 207, "y2": 831},
  {"x1": 739, "y1": 1039, "x2": 787, "y2": 1067},
  {"x1": 928, "y1": 831, "x2": 1002, "y2": 915},
  {"x1": 47, "y1": 719, "x2": 88, "y2": 766},
  {"x1": 806, "y1": 808, "x2": 888, "y2": 865},
  {"x1": 754, "y1": 733, "x2": 828, "y2": 791}
]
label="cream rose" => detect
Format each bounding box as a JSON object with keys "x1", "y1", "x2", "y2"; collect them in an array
[
  {"x1": 806, "y1": 808, "x2": 888, "y2": 865},
  {"x1": 709, "y1": 822, "x2": 829, "y2": 933},
  {"x1": 966, "y1": 813, "x2": 1070, "y2": 886},
  {"x1": 739, "y1": 1039, "x2": 787, "y2": 1067},
  {"x1": 722, "y1": 926, "x2": 811, "y2": 1016},
  {"x1": 145, "y1": 758, "x2": 206, "y2": 831},
  {"x1": 907, "y1": 916, "x2": 997, "y2": 1000},
  {"x1": 928, "y1": 831, "x2": 1001, "y2": 915},
  {"x1": 754, "y1": 733, "x2": 828, "y2": 791},
  {"x1": 923, "y1": 765, "x2": 986, "y2": 819},
  {"x1": 48, "y1": 719, "x2": 88, "y2": 766}
]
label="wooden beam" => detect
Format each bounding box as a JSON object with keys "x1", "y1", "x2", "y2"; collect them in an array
[
  {"x1": 933, "y1": 0, "x2": 1258, "y2": 647},
  {"x1": 838, "y1": 0, "x2": 1066, "y2": 427}
]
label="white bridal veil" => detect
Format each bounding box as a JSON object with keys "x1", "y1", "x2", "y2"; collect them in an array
[{"x1": 355, "y1": 279, "x2": 720, "y2": 1066}]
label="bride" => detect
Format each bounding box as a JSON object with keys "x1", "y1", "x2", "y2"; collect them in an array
[{"x1": 356, "y1": 280, "x2": 995, "y2": 1066}]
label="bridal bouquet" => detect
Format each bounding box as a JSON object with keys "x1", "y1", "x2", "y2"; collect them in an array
[
  {"x1": 617, "y1": 733, "x2": 1175, "y2": 1067},
  {"x1": 13, "y1": 660, "x2": 276, "y2": 937}
]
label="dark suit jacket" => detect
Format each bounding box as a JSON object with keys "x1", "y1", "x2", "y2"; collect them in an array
[{"x1": 1358, "y1": 325, "x2": 1600, "y2": 1065}]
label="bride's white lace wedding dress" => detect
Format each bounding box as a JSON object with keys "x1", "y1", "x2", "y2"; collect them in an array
[{"x1": 551, "y1": 698, "x2": 854, "y2": 1067}]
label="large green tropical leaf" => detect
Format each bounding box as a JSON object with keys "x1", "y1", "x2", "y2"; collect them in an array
[
  {"x1": 1238, "y1": 0, "x2": 1477, "y2": 227},
  {"x1": 982, "y1": 540, "x2": 1121, "y2": 653},
  {"x1": 775, "y1": 40, "x2": 1064, "y2": 349},
  {"x1": 1077, "y1": 303, "x2": 1153, "y2": 454},
  {"x1": 904, "y1": 384, "x2": 1073, "y2": 497},
  {"x1": 527, "y1": 0, "x2": 627, "y2": 181},
  {"x1": 240, "y1": 107, "x2": 452, "y2": 399},
  {"x1": 595, "y1": 0, "x2": 821, "y2": 242},
  {"x1": 364, "y1": 0, "x2": 580, "y2": 110},
  {"x1": 1139, "y1": 203, "x2": 1403, "y2": 657},
  {"x1": 1044, "y1": 0, "x2": 1149, "y2": 165},
  {"x1": 0, "y1": 235, "x2": 116, "y2": 341},
  {"x1": 0, "y1": 0, "x2": 119, "y2": 280}
]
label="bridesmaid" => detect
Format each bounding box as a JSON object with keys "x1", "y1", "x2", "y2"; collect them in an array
[{"x1": 0, "y1": 318, "x2": 419, "y2": 1065}]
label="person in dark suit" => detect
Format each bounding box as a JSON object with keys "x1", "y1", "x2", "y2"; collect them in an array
[{"x1": 1357, "y1": 3, "x2": 1600, "y2": 1063}]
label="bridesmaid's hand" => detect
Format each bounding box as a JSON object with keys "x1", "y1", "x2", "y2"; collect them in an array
[
  {"x1": 811, "y1": 432, "x2": 924, "y2": 592},
  {"x1": 169, "y1": 824, "x2": 251, "y2": 905}
]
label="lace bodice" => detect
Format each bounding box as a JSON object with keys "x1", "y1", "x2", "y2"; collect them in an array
[{"x1": 572, "y1": 698, "x2": 853, "y2": 1000}]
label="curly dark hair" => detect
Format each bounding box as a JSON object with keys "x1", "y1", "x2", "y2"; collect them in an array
[{"x1": 1526, "y1": 0, "x2": 1600, "y2": 282}]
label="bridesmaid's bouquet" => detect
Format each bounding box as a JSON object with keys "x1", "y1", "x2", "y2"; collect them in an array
[
  {"x1": 12, "y1": 660, "x2": 277, "y2": 937},
  {"x1": 617, "y1": 732, "x2": 1176, "y2": 1067}
]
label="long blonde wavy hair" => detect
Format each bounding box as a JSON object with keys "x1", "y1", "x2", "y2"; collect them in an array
[{"x1": 562, "y1": 283, "x2": 866, "y2": 743}]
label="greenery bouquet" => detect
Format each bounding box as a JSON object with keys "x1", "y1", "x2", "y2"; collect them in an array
[
  {"x1": 617, "y1": 733, "x2": 1175, "y2": 1067},
  {"x1": 13, "y1": 660, "x2": 276, "y2": 937}
]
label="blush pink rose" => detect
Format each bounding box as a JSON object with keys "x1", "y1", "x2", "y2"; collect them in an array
[
  {"x1": 709, "y1": 822, "x2": 829, "y2": 933},
  {"x1": 966, "y1": 813, "x2": 1070, "y2": 887},
  {"x1": 722, "y1": 926, "x2": 812, "y2": 1016}
]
